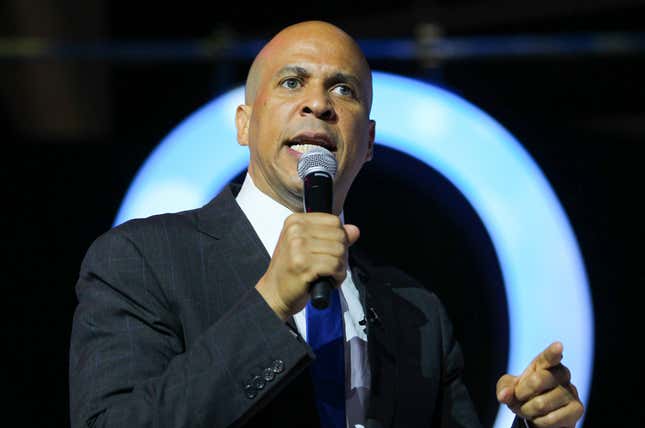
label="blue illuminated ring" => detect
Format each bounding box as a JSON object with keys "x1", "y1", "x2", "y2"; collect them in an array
[{"x1": 115, "y1": 71, "x2": 593, "y2": 427}]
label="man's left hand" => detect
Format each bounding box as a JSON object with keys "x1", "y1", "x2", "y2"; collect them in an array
[{"x1": 496, "y1": 341, "x2": 584, "y2": 428}]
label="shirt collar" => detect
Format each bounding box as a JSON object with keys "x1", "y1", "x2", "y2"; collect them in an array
[{"x1": 235, "y1": 173, "x2": 344, "y2": 256}]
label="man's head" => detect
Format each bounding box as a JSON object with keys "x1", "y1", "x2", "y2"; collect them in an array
[{"x1": 235, "y1": 20, "x2": 375, "y2": 214}]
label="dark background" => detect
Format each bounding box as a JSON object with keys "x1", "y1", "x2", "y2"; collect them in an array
[{"x1": 3, "y1": 1, "x2": 643, "y2": 426}]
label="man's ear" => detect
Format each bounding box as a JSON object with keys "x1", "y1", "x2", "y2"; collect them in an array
[
  {"x1": 365, "y1": 119, "x2": 376, "y2": 162},
  {"x1": 235, "y1": 104, "x2": 251, "y2": 146}
]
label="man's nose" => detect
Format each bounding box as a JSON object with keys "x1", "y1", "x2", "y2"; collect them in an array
[{"x1": 301, "y1": 91, "x2": 336, "y2": 121}]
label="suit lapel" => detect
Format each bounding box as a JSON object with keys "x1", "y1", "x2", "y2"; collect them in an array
[
  {"x1": 195, "y1": 185, "x2": 299, "y2": 332},
  {"x1": 350, "y1": 250, "x2": 398, "y2": 428}
]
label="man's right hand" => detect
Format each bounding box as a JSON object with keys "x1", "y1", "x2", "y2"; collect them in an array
[{"x1": 255, "y1": 212, "x2": 360, "y2": 321}]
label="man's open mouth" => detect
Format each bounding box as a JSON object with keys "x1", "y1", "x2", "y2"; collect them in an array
[{"x1": 286, "y1": 134, "x2": 337, "y2": 153}]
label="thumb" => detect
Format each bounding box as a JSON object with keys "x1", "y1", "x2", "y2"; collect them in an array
[
  {"x1": 344, "y1": 224, "x2": 361, "y2": 246},
  {"x1": 496, "y1": 374, "x2": 519, "y2": 405}
]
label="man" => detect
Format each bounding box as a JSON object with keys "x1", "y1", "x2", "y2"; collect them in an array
[{"x1": 69, "y1": 21, "x2": 584, "y2": 427}]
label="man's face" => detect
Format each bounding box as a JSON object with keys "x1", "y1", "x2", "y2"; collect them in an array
[{"x1": 236, "y1": 24, "x2": 375, "y2": 214}]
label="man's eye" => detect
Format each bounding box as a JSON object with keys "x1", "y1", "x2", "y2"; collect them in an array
[
  {"x1": 332, "y1": 84, "x2": 354, "y2": 97},
  {"x1": 281, "y1": 78, "x2": 301, "y2": 89}
]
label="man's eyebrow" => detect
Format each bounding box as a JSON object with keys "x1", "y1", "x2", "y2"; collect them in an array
[
  {"x1": 325, "y1": 72, "x2": 361, "y2": 88},
  {"x1": 275, "y1": 66, "x2": 360, "y2": 88},
  {"x1": 276, "y1": 65, "x2": 310, "y2": 79}
]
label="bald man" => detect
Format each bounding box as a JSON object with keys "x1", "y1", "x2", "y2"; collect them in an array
[{"x1": 69, "y1": 21, "x2": 583, "y2": 428}]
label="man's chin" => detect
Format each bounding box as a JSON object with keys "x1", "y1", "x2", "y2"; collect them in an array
[
  {"x1": 286, "y1": 186, "x2": 304, "y2": 205},
  {"x1": 266, "y1": 174, "x2": 301, "y2": 208},
  {"x1": 283, "y1": 173, "x2": 303, "y2": 191}
]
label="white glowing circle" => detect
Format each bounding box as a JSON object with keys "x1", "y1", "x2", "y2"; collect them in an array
[{"x1": 115, "y1": 71, "x2": 593, "y2": 428}]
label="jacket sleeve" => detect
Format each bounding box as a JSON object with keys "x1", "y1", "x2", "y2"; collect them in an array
[
  {"x1": 69, "y1": 229, "x2": 314, "y2": 428},
  {"x1": 432, "y1": 298, "x2": 483, "y2": 428},
  {"x1": 435, "y1": 299, "x2": 525, "y2": 428}
]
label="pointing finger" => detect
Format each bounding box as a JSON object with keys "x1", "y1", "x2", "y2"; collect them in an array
[
  {"x1": 535, "y1": 341, "x2": 564, "y2": 370},
  {"x1": 515, "y1": 364, "x2": 571, "y2": 402}
]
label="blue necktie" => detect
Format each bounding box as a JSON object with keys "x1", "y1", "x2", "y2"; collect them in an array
[{"x1": 306, "y1": 287, "x2": 346, "y2": 428}]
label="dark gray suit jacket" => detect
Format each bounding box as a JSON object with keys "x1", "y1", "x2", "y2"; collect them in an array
[{"x1": 69, "y1": 185, "x2": 515, "y2": 427}]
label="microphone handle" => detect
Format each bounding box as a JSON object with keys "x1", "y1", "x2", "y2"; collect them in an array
[
  {"x1": 303, "y1": 171, "x2": 334, "y2": 309},
  {"x1": 310, "y1": 277, "x2": 334, "y2": 309}
]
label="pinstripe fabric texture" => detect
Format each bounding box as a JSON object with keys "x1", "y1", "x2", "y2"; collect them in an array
[{"x1": 70, "y1": 186, "x2": 316, "y2": 427}]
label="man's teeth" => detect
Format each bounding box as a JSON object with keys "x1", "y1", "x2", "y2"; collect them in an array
[{"x1": 290, "y1": 143, "x2": 323, "y2": 153}]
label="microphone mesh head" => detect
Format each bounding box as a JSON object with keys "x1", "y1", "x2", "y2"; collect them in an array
[{"x1": 297, "y1": 146, "x2": 337, "y2": 180}]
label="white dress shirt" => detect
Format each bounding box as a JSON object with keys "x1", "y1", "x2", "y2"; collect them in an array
[{"x1": 236, "y1": 173, "x2": 370, "y2": 428}]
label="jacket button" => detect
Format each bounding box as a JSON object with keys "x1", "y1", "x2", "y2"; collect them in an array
[
  {"x1": 243, "y1": 383, "x2": 257, "y2": 399},
  {"x1": 262, "y1": 367, "x2": 275, "y2": 382},
  {"x1": 251, "y1": 375, "x2": 266, "y2": 390},
  {"x1": 271, "y1": 359, "x2": 285, "y2": 374}
]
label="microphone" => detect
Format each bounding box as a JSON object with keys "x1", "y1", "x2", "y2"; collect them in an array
[{"x1": 297, "y1": 145, "x2": 338, "y2": 309}]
